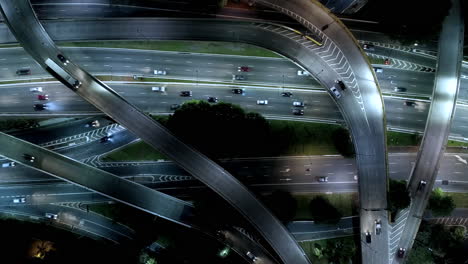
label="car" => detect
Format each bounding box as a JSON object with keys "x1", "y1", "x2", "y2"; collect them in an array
[
  {"x1": 397, "y1": 248, "x2": 406, "y2": 258},
  {"x1": 2, "y1": 161, "x2": 16, "y2": 168},
  {"x1": 293, "y1": 101, "x2": 305, "y2": 107},
  {"x1": 57, "y1": 54, "x2": 69, "y2": 65},
  {"x1": 37, "y1": 94, "x2": 49, "y2": 100},
  {"x1": 34, "y1": 104, "x2": 47, "y2": 111},
  {"x1": 365, "y1": 231, "x2": 371, "y2": 243},
  {"x1": 335, "y1": 80, "x2": 346, "y2": 90},
  {"x1": 232, "y1": 88, "x2": 245, "y2": 94},
  {"x1": 232, "y1": 75, "x2": 245, "y2": 81},
  {"x1": 404, "y1": 101, "x2": 416, "y2": 107},
  {"x1": 297, "y1": 70, "x2": 310, "y2": 76},
  {"x1": 16, "y1": 68, "x2": 31, "y2": 75},
  {"x1": 394, "y1": 87, "x2": 407, "y2": 92},
  {"x1": 30, "y1": 87, "x2": 43, "y2": 92},
  {"x1": 373, "y1": 67, "x2": 383, "y2": 73},
  {"x1": 170, "y1": 104, "x2": 181, "y2": 110},
  {"x1": 207, "y1": 97, "x2": 218, "y2": 103},
  {"x1": 256, "y1": 100, "x2": 268, "y2": 105},
  {"x1": 362, "y1": 44, "x2": 375, "y2": 51},
  {"x1": 375, "y1": 220, "x2": 382, "y2": 235},
  {"x1": 245, "y1": 251, "x2": 258, "y2": 262},
  {"x1": 329, "y1": 86, "x2": 341, "y2": 98},
  {"x1": 45, "y1": 213, "x2": 58, "y2": 220},
  {"x1": 420, "y1": 67, "x2": 427, "y2": 72},
  {"x1": 293, "y1": 109, "x2": 304, "y2": 115},
  {"x1": 72, "y1": 80, "x2": 82, "y2": 89},
  {"x1": 151, "y1": 86, "x2": 166, "y2": 92},
  {"x1": 13, "y1": 197, "x2": 26, "y2": 203},
  {"x1": 153, "y1": 70, "x2": 167, "y2": 75},
  {"x1": 417, "y1": 180, "x2": 427, "y2": 191},
  {"x1": 425, "y1": 68, "x2": 432, "y2": 72},
  {"x1": 85, "y1": 120, "x2": 100, "y2": 128},
  {"x1": 317, "y1": 176, "x2": 328, "y2": 182},
  {"x1": 384, "y1": 58, "x2": 391, "y2": 65},
  {"x1": 100, "y1": 135, "x2": 112, "y2": 143},
  {"x1": 431, "y1": 68, "x2": 436, "y2": 72},
  {"x1": 238, "y1": 66, "x2": 250, "y2": 72},
  {"x1": 281, "y1": 92, "x2": 293, "y2": 97},
  {"x1": 180, "y1": 91, "x2": 192, "y2": 97},
  {"x1": 23, "y1": 154, "x2": 35, "y2": 163}
]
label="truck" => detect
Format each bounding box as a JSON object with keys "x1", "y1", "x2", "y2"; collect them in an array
[{"x1": 45, "y1": 58, "x2": 81, "y2": 89}]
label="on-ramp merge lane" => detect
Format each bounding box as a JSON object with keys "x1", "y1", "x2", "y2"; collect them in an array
[{"x1": 0, "y1": 1, "x2": 312, "y2": 264}]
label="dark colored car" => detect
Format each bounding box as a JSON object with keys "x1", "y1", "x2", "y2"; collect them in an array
[
  {"x1": 180, "y1": 91, "x2": 192, "y2": 97},
  {"x1": 16, "y1": 68, "x2": 31, "y2": 75},
  {"x1": 232, "y1": 88, "x2": 245, "y2": 94},
  {"x1": 207, "y1": 97, "x2": 218, "y2": 103},
  {"x1": 335, "y1": 80, "x2": 346, "y2": 90},
  {"x1": 363, "y1": 44, "x2": 375, "y2": 51},
  {"x1": 404, "y1": 101, "x2": 416, "y2": 107},
  {"x1": 34, "y1": 104, "x2": 47, "y2": 111},
  {"x1": 238, "y1": 66, "x2": 250, "y2": 72},
  {"x1": 417, "y1": 180, "x2": 427, "y2": 191},
  {"x1": 365, "y1": 232, "x2": 371, "y2": 243},
  {"x1": 57, "y1": 54, "x2": 70, "y2": 65},
  {"x1": 397, "y1": 248, "x2": 406, "y2": 258},
  {"x1": 23, "y1": 154, "x2": 35, "y2": 162},
  {"x1": 38, "y1": 94, "x2": 49, "y2": 100},
  {"x1": 293, "y1": 109, "x2": 304, "y2": 115},
  {"x1": 281, "y1": 92, "x2": 293, "y2": 97},
  {"x1": 394, "y1": 87, "x2": 407, "y2": 92},
  {"x1": 170, "y1": 104, "x2": 181, "y2": 110},
  {"x1": 100, "y1": 135, "x2": 112, "y2": 143}
]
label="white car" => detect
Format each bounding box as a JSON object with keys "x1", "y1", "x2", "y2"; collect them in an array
[
  {"x1": 2, "y1": 161, "x2": 15, "y2": 168},
  {"x1": 151, "y1": 86, "x2": 166, "y2": 92},
  {"x1": 30, "y1": 87, "x2": 43, "y2": 92},
  {"x1": 330, "y1": 86, "x2": 341, "y2": 98},
  {"x1": 45, "y1": 213, "x2": 58, "y2": 220},
  {"x1": 13, "y1": 197, "x2": 26, "y2": 203},
  {"x1": 297, "y1": 70, "x2": 310, "y2": 76},
  {"x1": 375, "y1": 220, "x2": 382, "y2": 235},
  {"x1": 293, "y1": 101, "x2": 304, "y2": 107},
  {"x1": 153, "y1": 70, "x2": 167, "y2": 75},
  {"x1": 257, "y1": 100, "x2": 268, "y2": 105}
]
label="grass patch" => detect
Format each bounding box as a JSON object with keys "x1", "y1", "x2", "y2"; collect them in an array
[
  {"x1": 269, "y1": 120, "x2": 341, "y2": 155},
  {"x1": 101, "y1": 140, "x2": 167, "y2": 162},
  {"x1": 446, "y1": 193, "x2": 468, "y2": 208},
  {"x1": 447, "y1": 139, "x2": 468, "y2": 147},
  {"x1": 387, "y1": 131, "x2": 422, "y2": 146},
  {"x1": 59, "y1": 40, "x2": 281, "y2": 58},
  {"x1": 300, "y1": 236, "x2": 358, "y2": 264},
  {"x1": 294, "y1": 193, "x2": 358, "y2": 220},
  {"x1": 369, "y1": 56, "x2": 386, "y2": 64},
  {"x1": 0, "y1": 78, "x2": 56, "y2": 85}
]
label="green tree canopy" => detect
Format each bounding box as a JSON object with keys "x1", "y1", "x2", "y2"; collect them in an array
[
  {"x1": 263, "y1": 190, "x2": 297, "y2": 223},
  {"x1": 428, "y1": 188, "x2": 455, "y2": 217},
  {"x1": 332, "y1": 127, "x2": 355, "y2": 157},
  {"x1": 388, "y1": 179, "x2": 410, "y2": 218},
  {"x1": 309, "y1": 196, "x2": 342, "y2": 224}
]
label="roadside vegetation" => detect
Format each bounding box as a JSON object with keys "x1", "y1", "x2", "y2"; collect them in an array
[
  {"x1": 428, "y1": 188, "x2": 455, "y2": 217},
  {"x1": 387, "y1": 179, "x2": 411, "y2": 221},
  {"x1": 356, "y1": 0, "x2": 451, "y2": 45},
  {"x1": 294, "y1": 193, "x2": 358, "y2": 220},
  {"x1": 407, "y1": 221, "x2": 466, "y2": 264},
  {"x1": 59, "y1": 40, "x2": 281, "y2": 58},
  {"x1": 300, "y1": 236, "x2": 359, "y2": 264},
  {"x1": 0, "y1": 217, "x2": 137, "y2": 264},
  {"x1": 0, "y1": 119, "x2": 39, "y2": 132}
]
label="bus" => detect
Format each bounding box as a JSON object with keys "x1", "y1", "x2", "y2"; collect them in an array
[{"x1": 45, "y1": 58, "x2": 81, "y2": 89}]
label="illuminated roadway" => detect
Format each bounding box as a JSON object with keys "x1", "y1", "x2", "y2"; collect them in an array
[{"x1": 0, "y1": 1, "x2": 313, "y2": 263}]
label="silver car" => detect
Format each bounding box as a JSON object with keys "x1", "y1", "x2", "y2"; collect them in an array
[{"x1": 330, "y1": 86, "x2": 341, "y2": 98}]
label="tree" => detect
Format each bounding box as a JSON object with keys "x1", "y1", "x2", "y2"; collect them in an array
[
  {"x1": 356, "y1": 0, "x2": 451, "y2": 44},
  {"x1": 263, "y1": 190, "x2": 297, "y2": 223},
  {"x1": 332, "y1": 127, "x2": 355, "y2": 157},
  {"x1": 309, "y1": 196, "x2": 342, "y2": 224},
  {"x1": 387, "y1": 179, "x2": 410, "y2": 220},
  {"x1": 428, "y1": 188, "x2": 455, "y2": 217}
]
